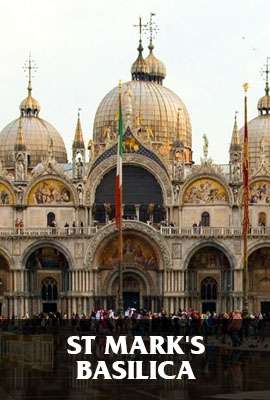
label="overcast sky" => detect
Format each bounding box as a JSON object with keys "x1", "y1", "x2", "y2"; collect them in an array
[{"x1": 0, "y1": 0, "x2": 269, "y2": 163}]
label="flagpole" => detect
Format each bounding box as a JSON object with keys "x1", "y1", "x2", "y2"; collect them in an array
[
  {"x1": 117, "y1": 80, "x2": 123, "y2": 315},
  {"x1": 242, "y1": 82, "x2": 249, "y2": 313}
]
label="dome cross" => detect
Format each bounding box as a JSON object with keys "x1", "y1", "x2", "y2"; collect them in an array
[
  {"x1": 144, "y1": 12, "x2": 159, "y2": 52},
  {"x1": 23, "y1": 53, "x2": 38, "y2": 97}
]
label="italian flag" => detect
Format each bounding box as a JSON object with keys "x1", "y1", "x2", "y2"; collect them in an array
[{"x1": 115, "y1": 82, "x2": 124, "y2": 229}]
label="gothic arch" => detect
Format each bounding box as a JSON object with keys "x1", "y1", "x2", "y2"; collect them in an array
[
  {"x1": 85, "y1": 154, "x2": 172, "y2": 206},
  {"x1": 84, "y1": 220, "x2": 171, "y2": 270}
]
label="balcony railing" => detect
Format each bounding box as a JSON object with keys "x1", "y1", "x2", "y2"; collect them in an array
[
  {"x1": 0, "y1": 226, "x2": 98, "y2": 237},
  {"x1": 159, "y1": 226, "x2": 270, "y2": 237},
  {"x1": 0, "y1": 224, "x2": 269, "y2": 238}
]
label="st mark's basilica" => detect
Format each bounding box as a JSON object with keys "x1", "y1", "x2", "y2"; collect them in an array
[{"x1": 0, "y1": 21, "x2": 270, "y2": 318}]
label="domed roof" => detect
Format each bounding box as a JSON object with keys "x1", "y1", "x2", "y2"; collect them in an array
[
  {"x1": 0, "y1": 56, "x2": 68, "y2": 168},
  {"x1": 239, "y1": 115, "x2": 270, "y2": 171},
  {"x1": 0, "y1": 116, "x2": 67, "y2": 167},
  {"x1": 93, "y1": 80, "x2": 192, "y2": 150},
  {"x1": 239, "y1": 78, "x2": 270, "y2": 171}
]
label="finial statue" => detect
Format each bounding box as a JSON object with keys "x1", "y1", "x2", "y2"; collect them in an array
[
  {"x1": 202, "y1": 134, "x2": 209, "y2": 159},
  {"x1": 47, "y1": 136, "x2": 55, "y2": 164}
]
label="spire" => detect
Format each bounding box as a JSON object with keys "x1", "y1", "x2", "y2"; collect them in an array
[
  {"x1": 14, "y1": 116, "x2": 26, "y2": 152},
  {"x1": 231, "y1": 111, "x2": 240, "y2": 148},
  {"x1": 20, "y1": 54, "x2": 40, "y2": 117},
  {"x1": 258, "y1": 57, "x2": 270, "y2": 115},
  {"x1": 73, "y1": 108, "x2": 85, "y2": 149},
  {"x1": 131, "y1": 17, "x2": 149, "y2": 81}
]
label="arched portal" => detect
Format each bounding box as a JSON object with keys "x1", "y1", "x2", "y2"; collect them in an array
[
  {"x1": 94, "y1": 231, "x2": 162, "y2": 311},
  {"x1": 248, "y1": 247, "x2": 270, "y2": 314},
  {"x1": 187, "y1": 245, "x2": 232, "y2": 313},
  {"x1": 26, "y1": 246, "x2": 69, "y2": 314},
  {"x1": 94, "y1": 165, "x2": 164, "y2": 224}
]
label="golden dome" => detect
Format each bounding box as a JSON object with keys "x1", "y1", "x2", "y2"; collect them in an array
[
  {"x1": 0, "y1": 116, "x2": 67, "y2": 167},
  {"x1": 93, "y1": 80, "x2": 192, "y2": 150}
]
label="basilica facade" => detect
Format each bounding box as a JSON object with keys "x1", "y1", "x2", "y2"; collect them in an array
[{"x1": 0, "y1": 31, "x2": 270, "y2": 317}]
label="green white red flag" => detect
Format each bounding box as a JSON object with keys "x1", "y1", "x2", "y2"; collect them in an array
[{"x1": 115, "y1": 82, "x2": 124, "y2": 229}]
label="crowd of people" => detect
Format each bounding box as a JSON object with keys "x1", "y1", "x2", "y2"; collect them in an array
[{"x1": 0, "y1": 308, "x2": 270, "y2": 346}]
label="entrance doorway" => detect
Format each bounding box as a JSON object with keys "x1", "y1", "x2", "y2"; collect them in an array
[
  {"x1": 261, "y1": 301, "x2": 270, "y2": 315},
  {"x1": 202, "y1": 302, "x2": 216, "y2": 313},
  {"x1": 123, "y1": 292, "x2": 140, "y2": 310},
  {"x1": 43, "y1": 302, "x2": 57, "y2": 313}
]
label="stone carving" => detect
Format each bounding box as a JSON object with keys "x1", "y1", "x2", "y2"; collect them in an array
[
  {"x1": 250, "y1": 181, "x2": 270, "y2": 204},
  {"x1": 173, "y1": 184, "x2": 180, "y2": 203},
  {"x1": 75, "y1": 156, "x2": 84, "y2": 179},
  {"x1": 15, "y1": 153, "x2": 26, "y2": 181},
  {"x1": 232, "y1": 186, "x2": 239, "y2": 205},
  {"x1": 202, "y1": 134, "x2": 208, "y2": 159},
  {"x1": 183, "y1": 178, "x2": 228, "y2": 204},
  {"x1": 123, "y1": 83, "x2": 133, "y2": 129},
  {"x1": 77, "y1": 184, "x2": 84, "y2": 206},
  {"x1": 16, "y1": 186, "x2": 24, "y2": 206},
  {"x1": 28, "y1": 179, "x2": 73, "y2": 205}
]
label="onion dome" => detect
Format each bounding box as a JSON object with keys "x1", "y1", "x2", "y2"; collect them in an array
[
  {"x1": 72, "y1": 109, "x2": 85, "y2": 149},
  {"x1": 257, "y1": 80, "x2": 270, "y2": 115},
  {"x1": 0, "y1": 56, "x2": 67, "y2": 167},
  {"x1": 145, "y1": 42, "x2": 166, "y2": 84},
  {"x1": 131, "y1": 40, "x2": 149, "y2": 81}
]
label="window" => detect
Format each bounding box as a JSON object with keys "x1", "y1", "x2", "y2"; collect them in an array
[
  {"x1": 47, "y1": 212, "x2": 56, "y2": 227},
  {"x1": 201, "y1": 212, "x2": 210, "y2": 227},
  {"x1": 258, "y1": 212, "x2": 267, "y2": 227},
  {"x1": 41, "y1": 277, "x2": 58, "y2": 301},
  {"x1": 201, "y1": 277, "x2": 217, "y2": 300}
]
